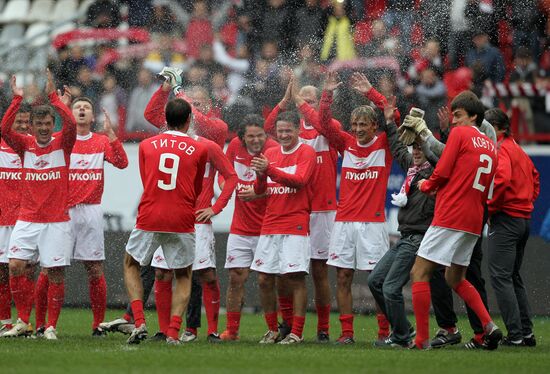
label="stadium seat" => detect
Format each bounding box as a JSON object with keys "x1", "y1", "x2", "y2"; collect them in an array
[
  {"x1": 78, "y1": 0, "x2": 95, "y2": 16},
  {"x1": 0, "y1": 23, "x2": 24, "y2": 46},
  {"x1": 50, "y1": 0, "x2": 78, "y2": 23},
  {"x1": 0, "y1": 0, "x2": 30, "y2": 23},
  {"x1": 28, "y1": 0, "x2": 55, "y2": 23},
  {"x1": 51, "y1": 21, "x2": 76, "y2": 38},
  {"x1": 26, "y1": 22, "x2": 51, "y2": 47}
]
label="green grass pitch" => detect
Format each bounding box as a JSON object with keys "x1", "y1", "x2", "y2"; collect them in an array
[{"x1": 1, "y1": 309, "x2": 549, "y2": 373}]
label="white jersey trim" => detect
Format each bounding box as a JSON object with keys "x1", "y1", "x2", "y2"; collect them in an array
[
  {"x1": 300, "y1": 134, "x2": 330, "y2": 152},
  {"x1": 70, "y1": 152, "x2": 105, "y2": 170},
  {"x1": 342, "y1": 149, "x2": 386, "y2": 169},
  {"x1": 0, "y1": 151, "x2": 22, "y2": 169},
  {"x1": 23, "y1": 149, "x2": 66, "y2": 169},
  {"x1": 234, "y1": 161, "x2": 256, "y2": 181}
]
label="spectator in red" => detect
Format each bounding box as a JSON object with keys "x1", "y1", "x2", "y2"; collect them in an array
[
  {"x1": 407, "y1": 39, "x2": 444, "y2": 82},
  {"x1": 184, "y1": 1, "x2": 214, "y2": 59}
]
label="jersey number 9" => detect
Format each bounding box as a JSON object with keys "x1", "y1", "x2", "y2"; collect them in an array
[{"x1": 158, "y1": 153, "x2": 180, "y2": 191}]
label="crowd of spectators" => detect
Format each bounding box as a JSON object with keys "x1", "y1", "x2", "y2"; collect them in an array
[{"x1": 3, "y1": 0, "x2": 550, "y2": 140}]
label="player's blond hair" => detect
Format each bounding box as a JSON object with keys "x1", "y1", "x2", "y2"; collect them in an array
[{"x1": 350, "y1": 105, "x2": 377, "y2": 125}]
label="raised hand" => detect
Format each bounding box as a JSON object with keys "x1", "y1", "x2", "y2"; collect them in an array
[
  {"x1": 323, "y1": 71, "x2": 343, "y2": 92},
  {"x1": 437, "y1": 106, "x2": 450, "y2": 132},
  {"x1": 102, "y1": 107, "x2": 117, "y2": 141},
  {"x1": 279, "y1": 75, "x2": 294, "y2": 110},
  {"x1": 384, "y1": 95, "x2": 397, "y2": 123},
  {"x1": 57, "y1": 85, "x2": 72, "y2": 107},
  {"x1": 10, "y1": 75, "x2": 24, "y2": 97},
  {"x1": 350, "y1": 72, "x2": 372, "y2": 94},
  {"x1": 45, "y1": 68, "x2": 56, "y2": 95}
]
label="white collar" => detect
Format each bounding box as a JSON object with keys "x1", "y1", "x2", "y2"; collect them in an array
[
  {"x1": 281, "y1": 142, "x2": 301, "y2": 154},
  {"x1": 164, "y1": 130, "x2": 189, "y2": 137},
  {"x1": 357, "y1": 135, "x2": 377, "y2": 148},
  {"x1": 77, "y1": 133, "x2": 92, "y2": 141}
]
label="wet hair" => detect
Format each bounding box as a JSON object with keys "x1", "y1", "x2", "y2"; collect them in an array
[
  {"x1": 238, "y1": 114, "x2": 265, "y2": 140},
  {"x1": 350, "y1": 105, "x2": 378, "y2": 125},
  {"x1": 17, "y1": 103, "x2": 32, "y2": 114},
  {"x1": 450, "y1": 91, "x2": 484, "y2": 126},
  {"x1": 71, "y1": 96, "x2": 94, "y2": 111},
  {"x1": 31, "y1": 105, "x2": 56, "y2": 123},
  {"x1": 484, "y1": 108, "x2": 511, "y2": 136},
  {"x1": 276, "y1": 111, "x2": 301, "y2": 129},
  {"x1": 165, "y1": 98, "x2": 192, "y2": 129}
]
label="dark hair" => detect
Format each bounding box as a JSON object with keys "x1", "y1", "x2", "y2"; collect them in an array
[
  {"x1": 31, "y1": 105, "x2": 56, "y2": 123},
  {"x1": 450, "y1": 91, "x2": 484, "y2": 126},
  {"x1": 276, "y1": 111, "x2": 300, "y2": 129},
  {"x1": 17, "y1": 103, "x2": 32, "y2": 114},
  {"x1": 165, "y1": 98, "x2": 192, "y2": 129},
  {"x1": 238, "y1": 114, "x2": 264, "y2": 140},
  {"x1": 484, "y1": 108, "x2": 511, "y2": 136},
  {"x1": 71, "y1": 96, "x2": 94, "y2": 110}
]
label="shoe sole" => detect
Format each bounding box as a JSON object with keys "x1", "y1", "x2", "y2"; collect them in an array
[
  {"x1": 430, "y1": 339, "x2": 462, "y2": 349},
  {"x1": 127, "y1": 332, "x2": 147, "y2": 345},
  {"x1": 484, "y1": 329, "x2": 503, "y2": 351}
]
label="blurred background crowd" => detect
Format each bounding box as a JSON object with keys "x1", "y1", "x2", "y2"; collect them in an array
[{"x1": 1, "y1": 0, "x2": 550, "y2": 142}]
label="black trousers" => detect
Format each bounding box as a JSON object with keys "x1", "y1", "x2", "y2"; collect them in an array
[
  {"x1": 125, "y1": 266, "x2": 202, "y2": 329},
  {"x1": 488, "y1": 213, "x2": 533, "y2": 340}
]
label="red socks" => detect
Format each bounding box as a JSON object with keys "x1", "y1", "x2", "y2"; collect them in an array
[
  {"x1": 167, "y1": 315, "x2": 182, "y2": 340},
  {"x1": 154, "y1": 280, "x2": 172, "y2": 334},
  {"x1": 315, "y1": 303, "x2": 330, "y2": 333},
  {"x1": 264, "y1": 311, "x2": 278, "y2": 332},
  {"x1": 202, "y1": 280, "x2": 220, "y2": 335},
  {"x1": 454, "y1": 279, "x2": 492, "y2": 328},
  {"x1": 339, "y1": 314, "x2": 354, "y2": 337},
  {"x1": 377, "y1": 313, "x2": 390, "y2": 340},
  {"x1": 123, "y1": 313, "x2": 133, "y2": 323},
  {"x1": 0, "y1": 279, "x2": 12, "y2": 323},
  {"x1": 226, "y1": 311, "x2": 241, "y2": 336},
  {"x1": 9, "y1": 275, "x2": 33, "y2": 324},
  {"x1": 89, "y1": 275, "x2": 107, "y2": 330},
  {"x1": 34, "y1": 272, "x2": 49, "y2": 328},
  {"x1": 278, "y1": 296, "x2": 293, "y2": 326},
  {"x1": 130, "y1": 300, "x2": 145, "y2": 328},
  {"x1": 46, "y1": 281, "x2": 65, "y2": 329},
  {"x1": 291, "y1": 315, "x2": 305, "y2": 338},
  {"x1": 412, "y1": 281, "x2": 431, "y2": 348}
]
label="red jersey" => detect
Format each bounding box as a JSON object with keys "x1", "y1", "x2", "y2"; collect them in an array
[
  {"x1": 265, "y1": 103, "x2": 340, "y2": 212},
  {"x1": 194, "y1": 136, "x2": 238, "y2": 223},
  {"x1": 1, "y1": 94, "x2": 76, "y2": 223},
  {"x1": 224, "y1": 136, "x2": 279, "y2": 236},
  {"x1": 318, "y1": 91, "x2": 392, "y2": 223},
  {"x1": 420, "y1": 126, "x2": 498, "y2": 235},
  {"x1": 0, "y1": 140, "x2": 22, "y2": 226},
  {"x1": 144, "y1": 86, "x2": 228, "y2": 148},
  {"x1": 136, "y1": 131, "x2": 208, "y2": 233},
  {"x1": 68, "y1": 133, "x2": 128, "y2": 207},
  {"x1": 488, "y1": 134, "x2": 540, "y2": 218},
  {"x1": 254, "y1": 142, "x2": 316, "y2": 236}
]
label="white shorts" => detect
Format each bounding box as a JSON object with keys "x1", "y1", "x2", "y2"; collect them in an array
[
  {"x1": 125, "y1": 228, "x2": 195, "y2": 270},
  {"x1": 224, "y1": 234, "x2": 260, "y2": 269},
  {"x1": 8, "y1": 220, "x2": 73, "y2": 268},
  {"x1": 310, "y1": 211, "x2": 336, "y2": 260},
  {"x1": 326, "y1": 221, "x2": 389, "y2": 271},
  {"x1": 250, "y1": 234, "x2": 310, "y2": 274},
  {"x1": 0, "y1": 226, "x2": 14, "y2": 264},
  {"x1": 192, "y1": 224, "x2": 216, "y2": 271},
  {"x1": 69, "y1": 204, "x2": 105, "y2": 261},
  {"x1": 417, "y1": 226, "x2": 479, "y2": 267}
]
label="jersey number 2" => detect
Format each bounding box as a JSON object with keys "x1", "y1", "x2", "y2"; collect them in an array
[
  {"x1": 157, "y1": 153, "x2": 180, "y2": 191},
  {"x1": 472, "y1": 154, "x2": 492, "y2": 192}
]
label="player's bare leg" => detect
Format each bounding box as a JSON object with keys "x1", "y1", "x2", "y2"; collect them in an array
[
  {"x1": 445, "y1": 263, "x2": 502, "y2": 350},
  {"x1": 257, "y1": 272, "x2": 279, "y2": 343},
  {"x1": 3, "y1": 259, "x2": 33, "y2": 337},
  {"x1": 83, "y1": 260, "x2": 107, "y2": 336},
  {"x1": 197, "y1": 268, "x2": 221, "y2": 341},
  {"x1": 279, "y1": 272, "x2": 306, "y2": 344},
  {"x1": 0, "y1": 264, "x2": 12, "y2": 334},
  {"x1": 153, "y1": 268, "x2": 173, "y2": 340},
  {"x1": 166, "y1": 266, "x2": 192, "y2": 343},
  {"x1": 311, "y1": 259, "x2": 331, "y2": 341},
  {"x1": 335, "y1": 267, "x2": 355, "y2": 343},
  {"x1": 276, "y1": 275, "x2": 293, "y2": 338},
  {"x1": 221, "y1": 267, "x2": 249, "y2": 340}
]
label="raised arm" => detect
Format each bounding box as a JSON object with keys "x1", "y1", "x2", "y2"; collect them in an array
[
  {"x1": 102, "y1": 109, "x2": 128, "y2": 168},
  {"x1": 264, "y1": 78, "x2": 294, "y2": 137},
  {"x1": 315, "y1": 72, "x2": 348, "y2": 151},
  {"x1": 383, "y1": 96, "x2": 413, "y2": 171},
  {"x1": 144, "y1": 84, "x2": 170, "y2": 129},
  {"x1": 351, "y1": 72, "x2": 401, "y2": 124},
  {"x1": 0, "y1": 80, "x2": 26, "y2": 154}
]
